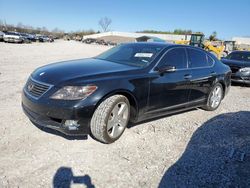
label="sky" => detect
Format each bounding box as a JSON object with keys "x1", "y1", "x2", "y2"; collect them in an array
[{"x1": 0, "y1": 0, "x2": 250, "y2": 40}]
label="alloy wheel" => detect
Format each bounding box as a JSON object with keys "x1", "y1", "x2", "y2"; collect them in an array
[
  {"x1": 107, "y1": 102, "x2": 129, "y2": 139},
  {"x1": 210, "y1": 86, "x2": 222, "y2": 108}
]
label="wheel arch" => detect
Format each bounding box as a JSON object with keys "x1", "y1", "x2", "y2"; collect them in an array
[
  {"x1": 219, "y1": 81, "x2": 226, "y2": 98},
  {"x1": 94, "y1": 89, "x2": 139, "y2": 122},
  {"x1": 211, "y1": 79, "x2": 226, "y2": 99}
]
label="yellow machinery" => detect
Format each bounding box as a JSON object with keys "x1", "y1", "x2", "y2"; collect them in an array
[
  {"x1": 203, "y1": 40, "x2": 226, "y2": 58},
  {"x1": 174, "y1": 39, "x2": 189, "y2": 45},
  {"x1": 174, "y1": 33, "x2": 225, "y2": 59}
]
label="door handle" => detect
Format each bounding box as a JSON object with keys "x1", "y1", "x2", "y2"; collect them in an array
[{"x1": 184, "y1": 74, "x2": 192, "y2": 79}]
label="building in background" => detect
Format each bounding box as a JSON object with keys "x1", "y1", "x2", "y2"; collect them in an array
[
  {"x1": 82, "y1": 31, "x2": 191, "y2": 44},
  {"x1": 232, "y1": 37, "x2": 250, "y2": 45}
]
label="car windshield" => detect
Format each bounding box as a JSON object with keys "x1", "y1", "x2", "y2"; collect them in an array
[
  {"x1": 227, "y1": 52, "x2": 250, "y2": 62},
  {"x1": 5, "y1": 32, "x2": 20, "y2": 36},
  {"x1": 95, "y1": 43, "x2": 165, "y2": 67}
]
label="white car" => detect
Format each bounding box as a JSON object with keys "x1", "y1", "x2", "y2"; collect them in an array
[{"x1": 3, "y1": 31, "x2": 24, "y2": 43}]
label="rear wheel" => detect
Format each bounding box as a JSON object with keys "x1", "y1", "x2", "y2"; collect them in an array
[
  {"x1": 203, "y1": 83, "x2": 223, "y2": 111},
  {"x1": 90, "y1": 95, "x2": 130, "y2": 144}
]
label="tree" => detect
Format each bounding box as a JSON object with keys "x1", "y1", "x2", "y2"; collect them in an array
[
  {"x1": 0, "y1": 19, "x2": 4, "y2": 30},
  {"x1": 209, "y1": 31, "x2": 218, "y2": 41},
  {"x1": 98, "y1": 17, "x2": 112, "y2": 32}
]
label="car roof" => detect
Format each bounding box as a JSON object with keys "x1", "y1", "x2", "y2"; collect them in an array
[
  {"x1": 121, "y1": 42, "x2": 212, "y2": 55},
  {"x1": 121, "y1": 42, "x2": 179, "y2": 48},
  {"x1": 230, "y1": 50, "x2": 250, "y2": 54},
  {"x1": 122, "y1": 42, "x2": 207, "y2": 50}
]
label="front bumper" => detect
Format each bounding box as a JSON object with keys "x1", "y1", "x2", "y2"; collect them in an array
[
  {"x1": 231, "y1": 72, "x2": 250, "y2": 84},
  {"x1": 4, "y1": 38, "x2": 23, "y2": 43},
  {"x1": 22, "y1": 91, "x2": 92, "y2": 136}
]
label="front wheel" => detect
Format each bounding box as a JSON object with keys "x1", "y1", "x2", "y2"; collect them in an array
[
  {"x1": 202, "y1": 83, "x2": 223, "y2": 111},
  {"x1": 90, "y1": 95, "x2": 130, "y2": 144}
]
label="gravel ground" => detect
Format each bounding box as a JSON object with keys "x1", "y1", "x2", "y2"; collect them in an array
[{"x1": 0, "y1": 40, "x2": 249, "y2": 188}]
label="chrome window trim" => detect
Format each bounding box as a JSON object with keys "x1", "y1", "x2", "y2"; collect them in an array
[{"x1": 150, "y1": 46, "x2": 216, "y2": 73}]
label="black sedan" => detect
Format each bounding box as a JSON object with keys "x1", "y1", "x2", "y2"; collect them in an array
[
  {"x1": 22, "y1": 43, "x2": 231, "y2": 143},
  {"x1": 221, "y1": 51, "x2": 250, "y2": 85}
]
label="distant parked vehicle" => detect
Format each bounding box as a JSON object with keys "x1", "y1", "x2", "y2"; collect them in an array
[
  {"x1": 74, "y1": 35, "x2": 82, "y2": 41},
  {"x1": 95, "y1": 39, "x2": 106, "y2": 45},
  {"x1": 35, "y1": 35, "x2": 54, "y2": 42},
  {"x1": 64, "y1": 35, "x2": 71, "y2": 41},
  {"x1": 222, "y1": 51, "x2": 250, "y2": 85},
  {"x1": 82, "y1": 38, "x2": 116, "y2": 46},
  {"x1": 106, "y1": 41, "x2": 117, "y2": 46},
  {"x1": 82, "y1": 38, "x2": 97, "y2": 44},
  {"x1": 20, "y1": 33, "x2": 36, "y2": 43},
  {"x1": 35, "y1": 34, "x2": 42, "y2": 42},
  {"x1": 19, "y1": 33, "x2": 32, "y2": 43},
  {"x1": 40, "y1": 36, "x2": 49, "y2": 42},
  {"x1": 0, "y1": 31, "x2": 4, "y2": 42},
  {"x1": 3, "y1": 31, "x2": 24, "y2": 43}
]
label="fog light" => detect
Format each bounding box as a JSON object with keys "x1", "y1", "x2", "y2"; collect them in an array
[{"x1": 64, "y1": 120, "x2": 80, "y2": 130}]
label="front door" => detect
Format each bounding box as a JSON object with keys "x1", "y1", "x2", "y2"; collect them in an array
[{"x1": 147, "y1": 47, "x2": 191, "y2": 113}]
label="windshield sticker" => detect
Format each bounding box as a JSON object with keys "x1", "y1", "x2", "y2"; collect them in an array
[{"x1": 134, "y1": 53, "x2": 153, "y2": 58}]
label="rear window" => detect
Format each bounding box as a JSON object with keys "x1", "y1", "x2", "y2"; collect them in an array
[
  {"x1": 4, "y1": 32, "x2": 19, "y2": 36},
  {"x1": 187, "y1": 48, "x2": 209, "y2": 68},
  {"x1": 227, "y1": 52, "x2": 250, "y2": 62}
]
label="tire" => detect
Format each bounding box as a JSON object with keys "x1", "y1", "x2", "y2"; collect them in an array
[
  {"x1": 90, "y1": 95, "x2": 130, "y2": 144},
  {"x1": 202, "y1": 83, "x2": 223, "y2": 111}
]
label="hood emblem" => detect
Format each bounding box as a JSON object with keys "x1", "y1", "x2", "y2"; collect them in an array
[{"x1": 28, "y1": 83, "x2": 34, "y2": 91}]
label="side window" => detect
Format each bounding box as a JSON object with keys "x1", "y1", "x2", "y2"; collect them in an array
[
  {"x1": 160, "y1": 48, "x2": 187, "y2": 69},
  {"x1": 187, "y1": 48, "x2": 208, "y2": 68}
]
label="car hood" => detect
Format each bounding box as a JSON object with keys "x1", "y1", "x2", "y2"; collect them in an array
[
  {"x1": 221, "y1": 59, "x2": 250, "y2": 68},
  {"x1": 31, "y1": 58, "x2": 139, "y2": 85},
  {"x1": 4, "y1": 34, "x2": 20, "y2": 38}
]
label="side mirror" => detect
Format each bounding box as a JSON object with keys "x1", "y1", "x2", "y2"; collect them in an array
[{"x1": 155, "y1": 65, "x2": 176, "y2": 73}]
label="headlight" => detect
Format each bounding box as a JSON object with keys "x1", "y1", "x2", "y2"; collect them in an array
[
  {"x1": 239, "y1": 67, "x2": 250, "y2": 73},
  {"x1": 50, "y1": 85, "x2": 97, "y2": 100}
]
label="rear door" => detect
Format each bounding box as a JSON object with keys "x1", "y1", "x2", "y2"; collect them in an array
[
  {"x1": 186, "y1": 48, "x2": 216, "y2": 103},
  {"x1": 147, "y1": 47, "x2": 191, "y2": 112}
]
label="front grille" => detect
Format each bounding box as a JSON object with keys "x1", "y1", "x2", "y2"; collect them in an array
[
  {"x1": 25, "y1": 78, "x2": 51, "y2": 98},
  {"x1": 230, "y1": 66, "x2": 240, "y2": 73}
]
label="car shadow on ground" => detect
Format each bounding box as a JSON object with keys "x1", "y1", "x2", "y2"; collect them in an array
[
  {"x1": 231, "y1": 82, "x2": 250, "y2": 88},
  {"x1": 30, "y1": 108, "x2": 197, "y2": 139},
  {"x1": 159, "y1": 111, "x2": 250, "y2": 187},
  {"x1": 53, "y1": 167, "x2": 95, "y2": 188},
  {"x1": 128, "y1": 108, "x2": 197, "y2": 128}
]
